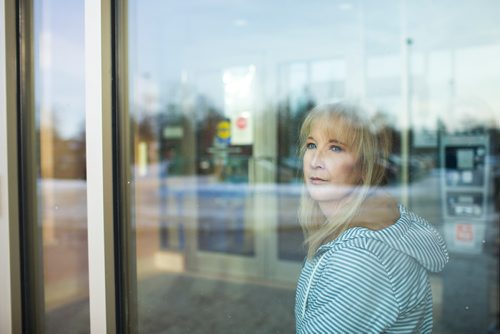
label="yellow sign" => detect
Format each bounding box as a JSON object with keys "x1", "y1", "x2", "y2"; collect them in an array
[{"x1": 217, "y1": 120, "x2": 231, "y2": 141}]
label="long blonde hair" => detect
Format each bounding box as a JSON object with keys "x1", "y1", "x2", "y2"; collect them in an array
[{"x1": 298, "y1": 102, "x2": 391, "y2": 258}]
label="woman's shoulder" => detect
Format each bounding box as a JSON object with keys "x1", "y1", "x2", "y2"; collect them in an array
[
  {"x1": 351, "y1": 190, "x2": 400, "y2": 231},
  {"x1": 316, "y1": 202, "x2": 447, "y2": 278},
  {"x1": 318, "y1": 242, "x2": 391, "y2": 278},
  {"x1": 316, "y1": 229, "x2": 415, "y2": 281},
  {"x1": 311, "y1": 245, "x2": 399, "y2": 304}
]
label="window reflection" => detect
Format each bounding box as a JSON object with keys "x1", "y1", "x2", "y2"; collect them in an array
[
  {"x1": 126, "y1": 1, "x2": 499, "y2": 332},
  {"x1": 34, "y1": 0, "x2": 89, "y2": 332}
]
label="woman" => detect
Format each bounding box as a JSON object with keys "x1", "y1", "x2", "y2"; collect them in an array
[{"x1": 295, "y1": 102, "x2": 448, "y2": 333}]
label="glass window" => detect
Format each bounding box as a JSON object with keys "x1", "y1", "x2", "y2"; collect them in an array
[
  {"x1": 122, "y1": 1, "x2": 499, "y2": 333},
  {"x1": 32, "y1": 0, "x2": 89, "y2": 332}
]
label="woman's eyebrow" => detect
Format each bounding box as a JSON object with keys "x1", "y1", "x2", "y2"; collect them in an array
[{"x1": 328, "y1": 139, "x2": 346, "y2": 146}]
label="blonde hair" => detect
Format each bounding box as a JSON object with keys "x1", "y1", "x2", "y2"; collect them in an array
[{"x1": 298, "y1": 102, "x2": 391, "y2": 258}]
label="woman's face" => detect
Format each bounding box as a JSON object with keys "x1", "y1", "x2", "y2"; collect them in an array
[{"x1": 303, "y1": 121, "x2": 362, "y2": 203}]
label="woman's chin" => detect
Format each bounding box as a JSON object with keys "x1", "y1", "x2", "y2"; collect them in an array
[{"x1": 306, "y1": 185, "x2": 352, "y2": 202}]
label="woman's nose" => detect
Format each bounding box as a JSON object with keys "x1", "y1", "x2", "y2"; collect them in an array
[{"x1": 310, "y1": 150, "x2": 325, "y2": 169}]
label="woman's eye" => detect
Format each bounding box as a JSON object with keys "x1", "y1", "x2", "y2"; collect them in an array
[
  {"x1": 306, "y1": 143, "x2": 316, "y2": 149},
  {"x1": 330, "y1": 145, "x2": 343, "y2": 152}
]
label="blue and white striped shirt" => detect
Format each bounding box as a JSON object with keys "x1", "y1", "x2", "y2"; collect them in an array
[{"x1": 295, "y1": 205, "x2": 448, "y2": 333}]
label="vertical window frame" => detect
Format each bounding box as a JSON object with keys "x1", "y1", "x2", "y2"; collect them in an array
[
  {"x1": 0, "y1": 0, "x2": 22, "y2": 332},
  {"x1": 112, "y1": 0, "x2": 139, "y2": 331},
  {"x1": 17, "y1": 0, "x2": 46, "y2": 331}
]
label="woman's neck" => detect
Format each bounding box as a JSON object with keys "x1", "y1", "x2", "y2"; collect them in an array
[
  {"x1": 317, "y1": 189, "x2": 399, "y2": 231},
  {"x1": 317, "y1": 200, "x2": 342, "y2": 220}
]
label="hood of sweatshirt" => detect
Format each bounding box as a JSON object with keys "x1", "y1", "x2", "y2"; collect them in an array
[{"x1": 316, "y1": 204, "x2": 449, "y2": 273}]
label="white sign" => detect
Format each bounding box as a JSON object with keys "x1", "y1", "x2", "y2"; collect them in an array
[
  {"x1": 163, "y1": 126, "x2": 184, "y2": 139},
  {"x1": 231, "y1": 112, "x2": 253, "y2": 145},
  {"x1": 223, "y1": 65, "x2": 255, "y2": 145},
  {"x1": 444, "y1": 222, "x2": 486, "y2": 254}
]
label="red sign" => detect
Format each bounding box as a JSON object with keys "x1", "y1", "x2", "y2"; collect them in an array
[
  {"x1": 456, "y1": 224, "x2": 473, "y2": 242},
  {"x1": 236, "y1": 116, "x2": 247, "y2": 129}
]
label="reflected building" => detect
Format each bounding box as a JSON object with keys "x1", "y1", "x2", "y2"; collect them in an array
[{"x1": 1, "y1": 1, "x2": 499, "y2": 333}]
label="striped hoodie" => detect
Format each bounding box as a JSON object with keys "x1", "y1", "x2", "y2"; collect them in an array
[{"x1": 295, "y1": 204, "x2": 449, "y2": 333}]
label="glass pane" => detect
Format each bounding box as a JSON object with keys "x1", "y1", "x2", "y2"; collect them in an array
[
  {"x1": 124, "y1": 1, "x2": 499, "y2": 333},
  {"x1": 34, "y1": 0, "x2": 89, "y2": 332}
]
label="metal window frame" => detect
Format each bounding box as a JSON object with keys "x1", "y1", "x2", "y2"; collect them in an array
[
  {"x1": 113, "y1": 0, "x2": 138, "y2": 331},
  {"x1": 17, "y1": 0, "x2": 46, "y2": 331},
  {"x1": 0, "y1": 0, "x2": 22, "y2": 332}
]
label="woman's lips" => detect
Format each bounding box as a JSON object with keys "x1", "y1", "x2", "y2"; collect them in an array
[{"x1": 309, "y1": 177, "x2": 328, "y2": 185}]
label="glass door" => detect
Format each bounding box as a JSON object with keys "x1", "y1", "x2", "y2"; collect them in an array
[
  {"x1": 126, "y1": 10, "x2": 269, "y2": 280},
  {"x1": 185, "y1": 64, "x2": 269, "y2": 278}
]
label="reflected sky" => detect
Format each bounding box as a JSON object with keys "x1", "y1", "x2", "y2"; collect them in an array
[
  {"x1": 35, "y1": 0, "x2": 85, "y2": 139},
  {"x1": 37, "y1": 0, "x2": 500, "y2": 138},
  {"x1": 131, "y1": 0, "x2": 500, "y2": 74},
  {"x1": 130, "y1": 0, "x2": 500, "y2": 131}
]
